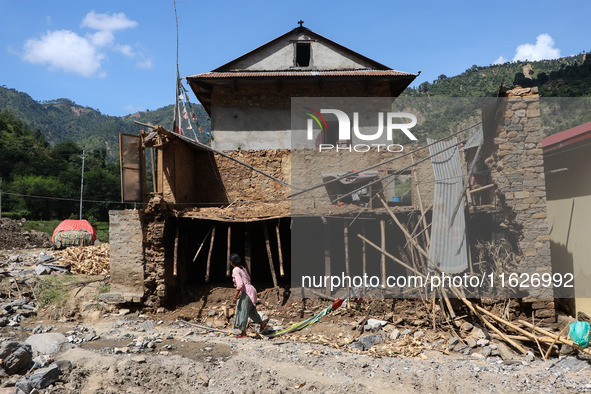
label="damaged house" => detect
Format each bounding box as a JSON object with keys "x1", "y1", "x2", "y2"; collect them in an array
[{"x1": 106, "y1": 25, "x2": 557, "y2": 322}]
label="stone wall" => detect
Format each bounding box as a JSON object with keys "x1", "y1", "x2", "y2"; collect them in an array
[
  {"x1": 107, "y1": 210, "x2": 145, "y2": 303},
  {"x1": 486, "y1": 87, "x2": 553, "y2": 308}
]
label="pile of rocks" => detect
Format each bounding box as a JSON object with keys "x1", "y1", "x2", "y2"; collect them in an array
[
  {"x1": 0, "y1": 298, "x2": 37, "y2": 328},
  {"x1": 0, "y1": 333, "x2": 73, "y2": 392}
]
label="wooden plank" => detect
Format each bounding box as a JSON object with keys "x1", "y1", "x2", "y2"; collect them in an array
[
  {"x1": 205, "y1": 226, "x2": 216, "y2": 282},
  {"x1": 263, "y1": 223, "x2": 278, "y2": 288},
  {"x1": 276, "y1": 222, "x2": 285, "y2": 277}
]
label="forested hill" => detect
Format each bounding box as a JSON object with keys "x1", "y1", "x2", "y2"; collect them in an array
[
  {"x1": 0, "y1": 86, "x2": 211, "y2": 160},
  {"x1": 403, "y1": 52, "x2": 591, "y2": 97}
]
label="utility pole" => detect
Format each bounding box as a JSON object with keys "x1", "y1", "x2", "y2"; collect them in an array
[{"x1": 79, "y1": 150, "x2": 86, "y2": 220}]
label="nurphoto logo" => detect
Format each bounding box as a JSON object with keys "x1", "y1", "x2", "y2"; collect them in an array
[{"x1": 304, "y1": 107, "x2": 418, "y2": 152}]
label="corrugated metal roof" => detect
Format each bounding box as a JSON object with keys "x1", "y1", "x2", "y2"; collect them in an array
[
  {"x1": 427, "y1": 138, "x2": 468, "y2": 274},
  {"x1": 542, "y1": 120, "x2": 591, "y2": 152},
  {"x1": 186, "y1": 69, "x2": 416, "y2": 79}
]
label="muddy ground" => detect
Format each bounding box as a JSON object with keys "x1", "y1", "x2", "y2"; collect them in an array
[{"x1": 1, "y1": 243, "x2": 591, "y2": 392}]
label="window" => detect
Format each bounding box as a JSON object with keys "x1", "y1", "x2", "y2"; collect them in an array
[{"x1": 295, "y1": 42, "x2": 311, "y2": 67}]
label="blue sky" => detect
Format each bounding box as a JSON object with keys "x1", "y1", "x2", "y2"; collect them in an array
[{"x1": 1, "y1": 0, "x2": 590, "y2": 116}]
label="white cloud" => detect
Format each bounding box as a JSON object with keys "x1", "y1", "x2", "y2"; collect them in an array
[
  {"x1": 81, "y1": 11, "x2": 138, "y2": 31},
  {"x1": 21, "y1": 11, "x2": 150, "y2": 77},
  {"x1": 136, "y1": 58, "x2": 153, "y2": 69},
  {"x1": 513, "y1": 33, "x2": 561, "y2": 62},
  {"x1": 89, "y1": 30, "x2": 115, "y2": 47},
  {"x1": 23, "y1": 30, "x2": 104, "y2": 77},
  {"x1": 492, "y1": 55, "x2": 507, "y2": 65}
]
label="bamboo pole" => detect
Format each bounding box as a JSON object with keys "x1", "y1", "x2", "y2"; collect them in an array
[
  {"x1": 518, "y1": 320, "x2": 591, "y2": 356},
  {"x1": 205, "y1": 226, "x2": 216, "y2": 282},
  {"x1": 544, "y1": 324, "x2": 569, "y2": 360},
  {"x1": 276, "y1": 222, "x2": 285, "y2": 277}
]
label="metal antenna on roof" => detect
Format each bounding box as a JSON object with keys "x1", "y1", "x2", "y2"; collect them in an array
[{"x1": 298, "y1": 20, "x2": 304, "y2": 27}]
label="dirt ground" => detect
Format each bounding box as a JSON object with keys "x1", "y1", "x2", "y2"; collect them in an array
[{"x1": 1, "y1": 243, "x2": 591, "y2": 392}]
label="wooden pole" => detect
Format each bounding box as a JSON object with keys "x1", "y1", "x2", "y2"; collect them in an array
[
  {"x1": 411, "y1": 154, "x2": 430, "y2": 245},
  {"x1": 150, "y1": 148, "x2": 157, "y2": 193},
  {"x1": 276, "y1": 221, "x2": 285, "y2": 277},
  {"x1": 322, "y1": 217, "x2": 331, "y2": 296},
  {"x1": 263, "y1": 223, "x2": 278, "y2": 289},
  {"x1": 380, "y1": 219, "x2": 386, "y2": 286},
  {"x1": 344, "y1": 220, "x2": 350, "y2": 310},
  {"x1": 193, "y1": 226, "x2": 213, "y2": 262},
  {"x1": 361, "y1": 220, "x2": 367, "y2": 296},
  {"x1": 226, "y1": 225, "x2": 232, "y2": 277},
  {"x1": 205, "y1": 226, "x2": 216, "y2": 282},
  {"x1": 244, "y1": 225, "x2": 251, "y2": 276},
  {"x1": 173, "y1": 226, "x2": 179, "y2": 276}
]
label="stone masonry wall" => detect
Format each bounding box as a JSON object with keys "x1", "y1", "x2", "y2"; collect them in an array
[{"x1": 486, "y1": 87, "x2": 553, "y2": 310}]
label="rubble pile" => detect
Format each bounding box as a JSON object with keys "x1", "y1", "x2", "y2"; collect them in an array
[
  {"x1": 0, "y1": 218, "x2": 51, "y2": 249},
  {"x1": 54, "y1": 244, "x2": 109, "y2": 275}
]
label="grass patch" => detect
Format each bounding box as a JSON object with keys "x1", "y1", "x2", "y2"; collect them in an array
[
  {"x1": 98, "y1": 283, "x2": 110, "y2": 294},
  {"x1": 35, "y1": 275, "x2": 73, "y2": 308}
]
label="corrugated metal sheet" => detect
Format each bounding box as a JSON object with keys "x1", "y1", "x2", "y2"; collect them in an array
[
  {"x1": 186, "y1": 69, "x2": 416, "y2": 79},
  {"x1": 427, "y1": 137, "x2": 468, "y2": 274},
  {"x1": 462, "y1": 128, "x2": 483, "y2": 151}
]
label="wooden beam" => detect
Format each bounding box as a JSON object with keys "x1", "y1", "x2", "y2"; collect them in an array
[
  {"x1": 193, "y1": 226, "x2": 213, "y2": 262},
  {"x1": 322, "y1": 217, "x2": 331, "y2": 296},
  {"x1": 226, "y1": 225, "x2": 232, "y2": 277},
  {"x1": 362, "y1": 221, "x2": 367, "y2": 296},
  {"x1": 205, "y1": 226, "x2": 216, "y2": 282},
  {"x1": 263, "y1": 223, "x2": 278, "y2": 289},
  {"x1": 276, "y1": 222, "x2": 285, "y2": 277},
  {"x1": 344, "y1": 219, "x2": 350, "y2": 310},
  {"x1": 244, "y1": 225, "x2": 251, "y2": 276},
  {"x1": 380, "y1": 219, "x2": 386, "y2": 285}
]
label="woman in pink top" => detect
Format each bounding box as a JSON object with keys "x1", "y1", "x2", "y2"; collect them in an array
[{"x1": 230, "y1": 253, "x2": 267, "y2": 337}]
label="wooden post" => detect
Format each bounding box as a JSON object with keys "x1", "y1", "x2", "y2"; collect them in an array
[
  {"x1": 322, "y1": 217, "x2": 331, "y2": 296},
  {"x1": 226, "y1": 225, "x2": 232, "y2": 277},
  {"x1": 263, "y1": 223, "x2": 278, "y2": 289},
  {"x1": 380, "y1": 219, "x2": 386, "y2": 286},
  {"x1": 411, "y1": 154, "x2": 430, "y2": 246},
  {"x1": 362, "y1": 221, "x2": 367, "y2": 296},
  {"x1": 344, "y1": 219, "x2": 350, "y2": 310},
  {"x1": 244, "y1": 225, "x2": 252, "y2": 276},
  {"x1": 173, "y1": 226, "x2": 179, "y2": 276},
  {"x1": 205, "y1": 226, "x2": 216, "y2": 282},
  {"x1": 150, "y1": 148, "x2": 157, "y2": 193},
  {"x1": 276, "y1": 221, "x2": 285, "y2": 277},
  {"x1": 193, "y1": 226, "x2": 213, "y2": 262}
]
